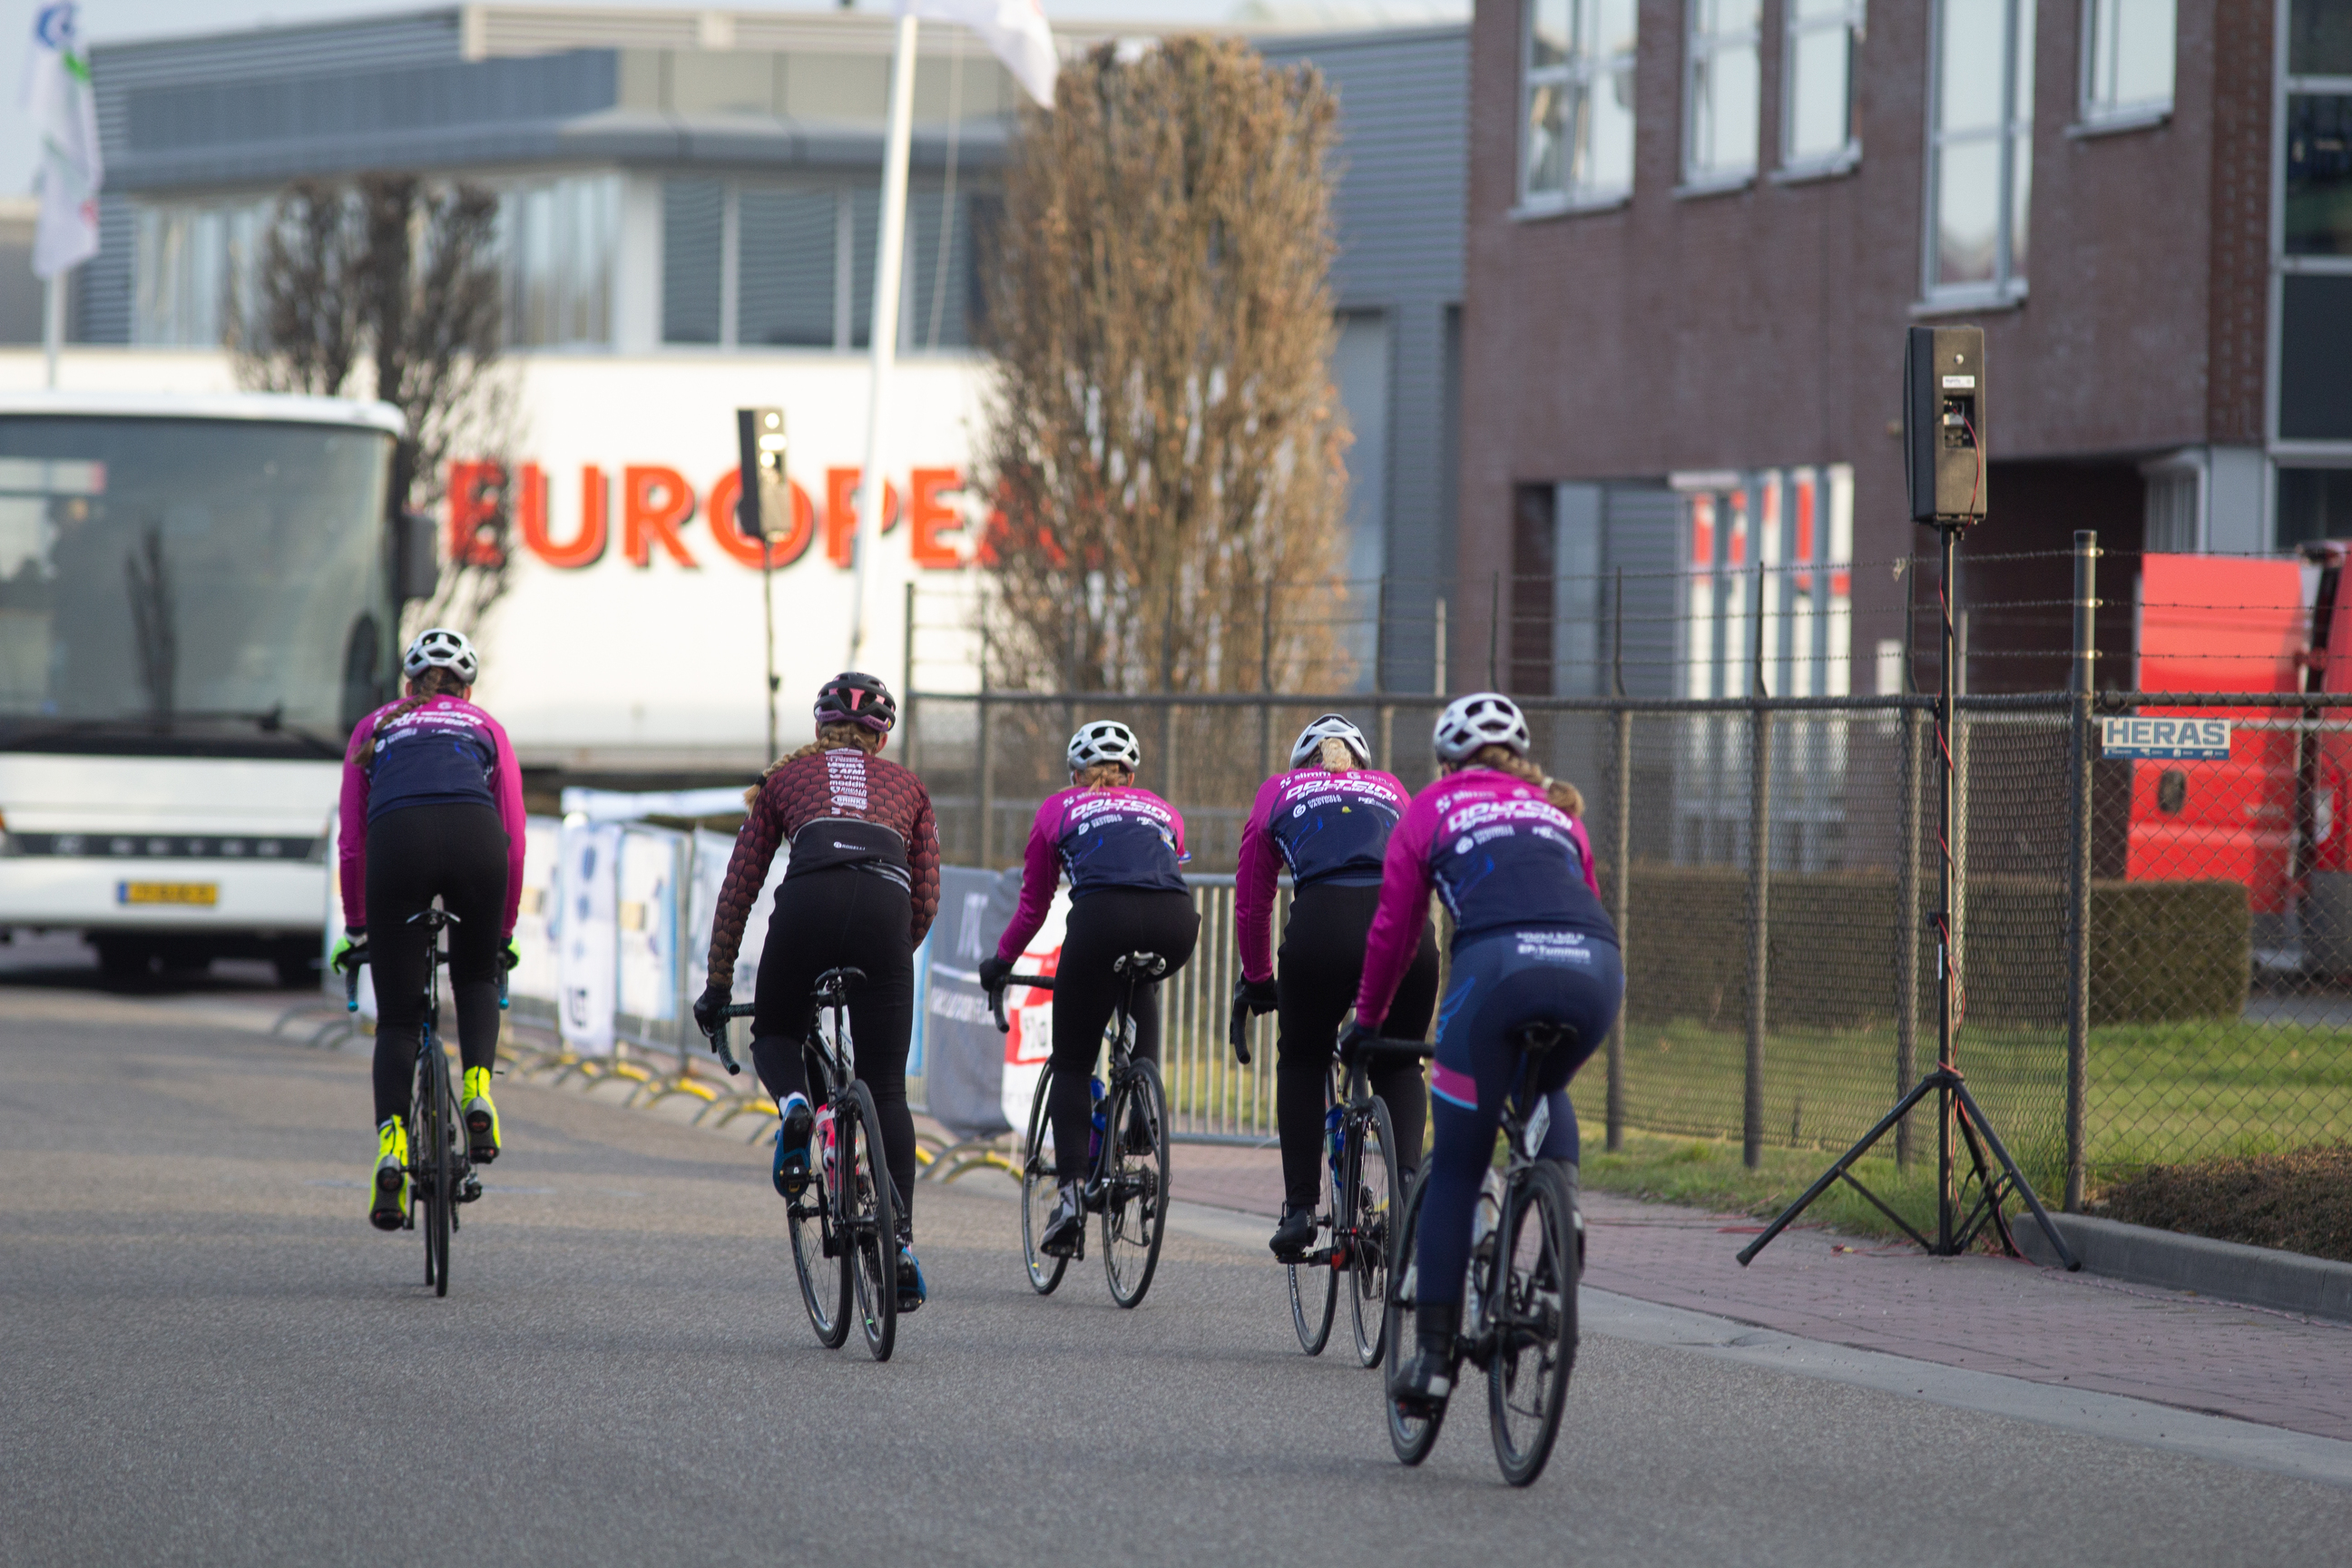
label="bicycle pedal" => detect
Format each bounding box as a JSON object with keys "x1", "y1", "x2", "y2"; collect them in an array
[{"x1": 456, "y1": 1175, "x2": 484, "y2": 1203}]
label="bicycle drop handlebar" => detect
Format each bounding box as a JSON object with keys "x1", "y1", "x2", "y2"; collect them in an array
[
  {"x1": 988, "y1": 973, "x2": 1054, "y2": 1034},
  {"x1": 698, "y1": 1000, "x2": 757, "y2": 1075}
]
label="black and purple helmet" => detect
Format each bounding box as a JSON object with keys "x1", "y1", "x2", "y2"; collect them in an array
[{"x1": 814, "y1": 671, "x2": 897, "y2": 734}]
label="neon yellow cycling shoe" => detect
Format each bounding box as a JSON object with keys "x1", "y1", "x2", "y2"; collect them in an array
[
  {"x1": 462, "y1": 1067, "x2": 501, "y2": 1164},
  {"x1": 370, "y1": 1118, "x2": 408, "y2": 1231}
]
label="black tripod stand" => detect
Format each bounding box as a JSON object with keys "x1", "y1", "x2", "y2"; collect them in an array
[{"x1": 1738, "y1": 518, "x2": 2078, "y2": 1269}]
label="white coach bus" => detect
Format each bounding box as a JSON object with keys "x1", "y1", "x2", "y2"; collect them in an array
[{"x1": 0, "y1": 391, "x2": 429, "y2": 983}]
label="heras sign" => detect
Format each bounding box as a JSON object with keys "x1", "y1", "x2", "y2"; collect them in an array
[
  {"x1": 442, "y1": 460, "x2": 976, "y2": 573},
  {"x1": 2099, "y1": 717, "x2": 2233, "y2": 760}
]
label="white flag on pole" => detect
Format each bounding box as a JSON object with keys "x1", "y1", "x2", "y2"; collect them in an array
[
  {"x1": 23, "y1": 1, "x2": 103, "y2": 279},
  {"x1": 896, "y1": 0, "x2": 1058, "y2": 109}
]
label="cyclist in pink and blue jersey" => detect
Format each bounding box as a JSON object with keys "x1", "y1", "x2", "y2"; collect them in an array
[
  {"x1": 979, "y1": 720, "x2": 1200, "y2": 1259},
  {"x1": 1345, "y1": 692, "x2": 1622, "y2": 1416},
  {"x1": 1233, "y1": 714, "x2": 1438, "y2": 1261}
]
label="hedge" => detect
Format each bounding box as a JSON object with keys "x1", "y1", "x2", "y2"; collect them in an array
[{"x1": 1605, "y1": 865, "x2": 2248, "y2": 1029}]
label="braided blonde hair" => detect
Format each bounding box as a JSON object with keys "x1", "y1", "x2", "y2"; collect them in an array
[
  {"x1": 1314, "y1": 737, "x2": 1355, "y2": 770},
  {"x1": 744, "y1": 721, "x2": 882, "y2": 806},
  {"x1": 1073, "y1": 761, "x2": 1133, "y2": 789},
  {"x1": 1460, "y1": 743, "x2": 1584, "y2": 818},
  {"x1": 350, "y1": 667, "x2": 467, "y2": 768}
]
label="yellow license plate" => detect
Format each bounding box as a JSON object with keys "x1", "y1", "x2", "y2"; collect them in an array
[{"x1": 118, "y1": 881, "x2": 219, "y2": 906}]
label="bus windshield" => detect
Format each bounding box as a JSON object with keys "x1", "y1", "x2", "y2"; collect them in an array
[{"x1": 0, "y1": 416, "x2": 395, "y2": 758}]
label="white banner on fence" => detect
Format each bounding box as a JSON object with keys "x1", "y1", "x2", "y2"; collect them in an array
[
  {"x1": 511, "y1": 818, "x2": 563, "y2": 1008},
  {"x1": 615, "y1": 828, "x2": 680, "y2": 1024},
  {"x1": 998, "y1": 890, "x2": 1071, "y2": 1139},
  {"x1": 2101, "y1": 716, "x2": 2232, "y2": 760},
  {"x1": 558, "y1": 820, "x2": 622, "y2": 1054}
]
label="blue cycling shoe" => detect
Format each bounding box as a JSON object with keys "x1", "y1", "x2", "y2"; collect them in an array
[
  {"x1": 772, "y1": 1093, "x2": 813, "y2": 1198},
  {"x1": 897, "y1": 1241, "x2": 927, "y2": 1313}
]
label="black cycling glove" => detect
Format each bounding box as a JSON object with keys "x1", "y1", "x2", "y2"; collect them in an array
[
  {"x1": 1237, "y1": 976, "x2": 1279, "y2": 1014},
  {"x1": 692, "y1": 982, "x2": 731, "y2": 1038},
  {"x1": 1338, "y1": 1020, "x2": 1381, "y2": 1064},
  {"x1": 976, "y1": 955, "x2": 1013, "y2": 994}
]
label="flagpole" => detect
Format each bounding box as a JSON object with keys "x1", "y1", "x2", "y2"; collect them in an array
[
  {"x1": 43, "y1": 277, "x2": 61, "y2": 389},
  {"x1": 848, "y1": 12, "x2": 920, "y2": 671}
]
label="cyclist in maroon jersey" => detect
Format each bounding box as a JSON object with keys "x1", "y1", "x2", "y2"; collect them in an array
[{"x1": 694, "y1": 672, "x2": 941, "y2": 1311}]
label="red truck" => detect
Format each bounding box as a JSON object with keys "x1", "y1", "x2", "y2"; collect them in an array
[{"x1": 2132, "y1": 550, "x2": 2352, "y2": 964}]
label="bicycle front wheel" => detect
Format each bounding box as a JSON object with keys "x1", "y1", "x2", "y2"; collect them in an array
[
  {"x1": 1100, "y1": 1059, "x2": 1169, "y2": 1308},
  {"x1": 1017, "y1": 1067, "x2": 1067, "y2": 1295},
  {"x1": 1486, "y1": 1161, "x2": 1578, "y2": 1486},
  {"x1": 1383, "y1": 1176, "x2": 1445, "y2": 1465},
  {"x1": 788, "y1": 1104, "x2": 851, "y2": 1349},
  {"x1": 1348, "y1": 1095, "x2": 1401, "y2": 1368},
  {"x1": 842, "y1": 1081, "x2": 899, "y2": 1362}
]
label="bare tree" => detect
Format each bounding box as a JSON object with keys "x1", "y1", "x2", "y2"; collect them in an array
[
  {"x1": 233, "y1": 174, "x2": 516, "y2": 637},
  {"x1": 978, "y1": 37, "x2": 1352, "y2": 696}
]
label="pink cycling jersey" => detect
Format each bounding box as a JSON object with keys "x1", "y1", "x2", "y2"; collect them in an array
[
  {"x1": 1233, "y1": 767, "x2": 1413, "y2": 984},
  {"x1": 338, "y1": 695, "x2": 527, "y2": 936},
  {"x1": 1353, "y1": 767, "x2": 1610, "y2": 1028},
  {"x1": 995, "y1": 784, "x2": 1189, "y2": 964}
]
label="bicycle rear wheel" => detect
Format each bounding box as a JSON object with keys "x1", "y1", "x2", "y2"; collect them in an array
[
  {"x1": 1288, "y1": 1128, "x2": 1336, "y2": 1355},
  {"x1": 1384, "y1": 1176, "x2": 1445, "y2": 1465},
  {"x1": 1486, "y1": 1161, "x2": 1578, "y2": 1486},
  {"x1": 842, "y1": 1081, "x2": 898, "y2": 1361},
  {"x1": 787, "y1": 1101, "x2": 851, "y2": 1349},
  {"x1": 1017, "y1": 1067, "x2": 1067, "y2": 1294},
  {"x1": 1348, "y1": 1096, "x2": 1400, "y2": 1368},
  {"x1": 1100, "y1": 1059, "x2": 1168, "y2": 1308},
  {"x1": 417, "y1": 1038, "x2": 452, "y2": 1298}
]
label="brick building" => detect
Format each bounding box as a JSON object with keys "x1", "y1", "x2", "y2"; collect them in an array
[{"x1": 1457, "y1": 1, "x2": 2329, "y2": 700}]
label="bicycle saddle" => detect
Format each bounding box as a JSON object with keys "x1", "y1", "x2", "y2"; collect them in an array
[
  {"x1": 813, "y1": 965, "x2": 867, "y2": 996},
  {"x1": 1510, "y1": 1021, "x2": 1579, "y2": 1061},
  {"x1": 1113, "y1": 952, "x2": 1169, "y2": 978}
]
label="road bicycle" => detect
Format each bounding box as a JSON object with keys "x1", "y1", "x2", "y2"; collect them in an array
[
  {"x1": 1384, "y1": 1021, "x2": 1583, "y2": 1486},
  {"x1": 343, "y1": 905, "x2": 482, "y2": 1298},
  {"x1": 1279, "y1": 1034, "x2": 1432, "y2": 1365},
  {"x1": 992, "y1": 954, "x2": 1172, "y2": 1308},
  {"x1": 704, "y1": 967, "x2": 900, "y2": 1361}
]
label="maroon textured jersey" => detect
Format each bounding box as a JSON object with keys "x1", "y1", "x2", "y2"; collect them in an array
[{"x1": 705, "y1": 746, "x2": 941, "y2": 989}]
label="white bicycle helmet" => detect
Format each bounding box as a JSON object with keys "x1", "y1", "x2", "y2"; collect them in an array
[
  {"x1": 1289, "y1": 712, "x2": 1369, "y2": 769},
  {"x1": 1432, "y1": 691, "x2": 1530, "y2": 765},
  {"x1": 1067, "y1": 720, "x2": 1142, "y2": 773},
  {"x1": 403, "y1": 627, "x2": 479, "y2": 684}
]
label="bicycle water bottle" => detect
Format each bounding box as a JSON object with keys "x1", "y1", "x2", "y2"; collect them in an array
[
  {"x1": 1325, "y1": 1105, "x2": 1346, "y2": 1176},
  {"x1": 1087, "y1": 1076, "x2": 1107, "y2": 1165},
  {"x1": 812, "y1": 1104, "x2": 838, "y2": 1191},
  {"x1": 1464, "y1": 1170, "x2": 1506, "y2": 1325}
]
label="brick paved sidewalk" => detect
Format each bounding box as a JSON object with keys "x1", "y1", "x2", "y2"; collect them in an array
[{"x1": 1161, "y1": 1140, "x2": 2352, "y2": 1443}]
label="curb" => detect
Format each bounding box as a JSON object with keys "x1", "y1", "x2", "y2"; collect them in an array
[{"x1": 2014, "y1": 1211, "x2": 2352, "y2": 1323}]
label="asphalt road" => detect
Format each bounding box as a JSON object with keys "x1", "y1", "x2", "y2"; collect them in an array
[{"x1": 3, "y1": 996, "x2": 2347, "y2": 1568}]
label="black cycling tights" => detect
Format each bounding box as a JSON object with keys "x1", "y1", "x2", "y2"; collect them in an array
[
  {"x1": 1048, "y1": 887, "x2": 1200, "y2": 1182},
  {"x1": 367, "y1": 803, "x2": 510, "y2": 1126},
  {"x1": 1276, "y1": 881, "x2": 1439, "y2": 1211},
  {"x1": 747, "y1": 867, "x2": 917, "y2": 1225}
]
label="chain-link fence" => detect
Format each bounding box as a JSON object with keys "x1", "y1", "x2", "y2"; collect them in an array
[{"x1": 906, "y1": 681, "x2": 2352, "y2": 1205}]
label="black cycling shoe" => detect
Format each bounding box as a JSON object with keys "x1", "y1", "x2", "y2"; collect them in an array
[
  {"x1": 1269, "y1": 1203, "x2": 1318, "y2": 1262},
  {"x1": 1392, "y1": 1302, "x2": 1460, "y2": 1414},
  {"x1": 1040, "y1": 1184, "x2": 1086, "y2": 1259},
  {"x1": 771, "y1": 1094, "x2": 814, "y2": 1199}
]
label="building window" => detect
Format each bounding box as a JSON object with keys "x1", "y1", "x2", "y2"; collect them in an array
[
  {"x1": 1521, "y1": 0, "x2": 1638, "y2": 209},
  {"x1": 665, "y1": 178, "x2": 985, "y2": 352},
  {"x1": 2277, "y1": 468, "x2": 2352, "y2": 552},
  {"x1": 1926, "y1": 0, "x2": 2035, "y2": 299},
  {"x1": 1683, "y1": 0, "x2": 1760, "y2": 187},
  {"x1": 2281, "y1": 5, "x2": 2352, "y2": 451},
  {"x1": 2080, "y1": 0, "x2": 2174, "y2": 125},
  {"x1": 499, "y1": 175, "x2": 618, "y2": 349},
  {"x1": 1782, "y1": 0, "x2": 1863, "y2": 172},
  {"x1": 131, "y1": 201, "x2": 267, "y2": 348}
]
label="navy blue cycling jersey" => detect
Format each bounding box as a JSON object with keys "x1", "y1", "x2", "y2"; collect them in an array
[
  {"x1": 1233, "y1": 767, "x2": 1412, "y2": 982},
  {"x1": 994, "y1": 784, "x2": 1190, "y2": 963}
]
